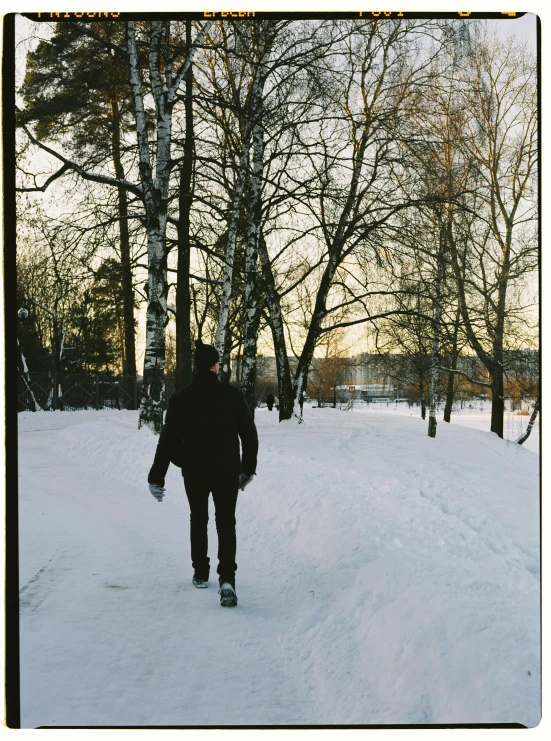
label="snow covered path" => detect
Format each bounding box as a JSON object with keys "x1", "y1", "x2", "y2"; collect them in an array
[{"x1": 18, "y1": 408, "x2": 540, "y2": 727}]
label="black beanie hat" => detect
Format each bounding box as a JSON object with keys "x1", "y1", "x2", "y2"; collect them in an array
[{"x1": 193, "y1": 339, "x2": 220, "y2": 371}]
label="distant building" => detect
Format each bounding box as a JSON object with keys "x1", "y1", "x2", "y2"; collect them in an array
[
  {"x1": 230, "y1": 349, "x2": 539, "y2": 399},
  {"x1": 334, "y1": 384, "x2": 407, "y2": 403}
]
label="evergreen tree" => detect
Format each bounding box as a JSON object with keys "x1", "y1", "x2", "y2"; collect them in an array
[
  {"x1": 66, "y1": 259, "x2": 132, "y2": 374},
  {"x1": 20, "y1": 21, "x2": 138, "y2": 376}
]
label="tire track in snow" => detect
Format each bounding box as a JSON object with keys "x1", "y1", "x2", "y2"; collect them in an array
[{"x1": 20, "y1": 546, "x2": 78, "y2": 615}]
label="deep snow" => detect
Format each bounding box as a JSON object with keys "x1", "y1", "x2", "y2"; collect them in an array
[{"x1": 17, "y1": 405, "x2": 540, "y2": 727}]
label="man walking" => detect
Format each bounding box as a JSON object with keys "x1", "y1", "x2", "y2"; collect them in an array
[{"x1": 147, "y1": 339, "x2": 258, "y2": 607}]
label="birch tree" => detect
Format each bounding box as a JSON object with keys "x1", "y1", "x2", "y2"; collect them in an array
[
  {"x1": 174, "y1": 18, "x2": 195, "y2": 390},
  {"x1": 450, "y1": 32, "x2": 538, "y2": 438},
  {"x1": 17, "y1": 19, "x2": 213, "y2": 432},
  {"x1": 238, "y1": 22, "x2": 280, "y2": 414},
  {"x1": 193, "y1": 18, "x2": 321, "y2": 409},
  {"x1": 202, "y1": 19, "x2": 344, "y2": 418},
  {"x1": 205, "y1": 21, "x2": 282, "y2": 385},
  {"x1": 128, "y1": 20, "x2": 213, "y2": 430},
  {"x1": 400, "y1": 53, "x2": 473, "y2": 437}
]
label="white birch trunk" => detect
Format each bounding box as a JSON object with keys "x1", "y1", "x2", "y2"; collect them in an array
[
  {"x1": 215, "y1": 41, "x2": 273, "y2": 381},
  {"x1": 46, "y1": 378, "x2": 54, "y2": 411},
  {"x1": 516, "y1": 397, "x2": 539, "y2": 445},
  {"x1": 293, "y1": 367, "x2": 307, "y2": 424},
  {"x1": 17, "y1": 339, "x2": 42, "y2": 411},
  {"x1": 215, "y1": 141, "x2": 249, "y2": 380},
  {"x1": 241, "y1": 154, "x2": 260, "y2": 405},
  {"x1": 240, "y1": 229, "x2": 259, "y2": 413},
  {"x1": 59, "y1": 321, "x2": 65, "y2": 365},
  {"x1": 127, "y1": 21, "x2": 213, "y2": 432},
  {"x1": 126, "y1": 22, "x2": 176, "y2": 431},
  {"x1": 128, "y1": 22, "x2": 164, "y2": 431},
  {"x1": 58, "y1": 321, "x2": 65, "y2": 402},
  {"x1": 241, "y1": 49, "x2": 270, "y2": 412}
]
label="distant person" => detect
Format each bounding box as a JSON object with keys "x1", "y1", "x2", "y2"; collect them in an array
[
  {"x1": 147, "y1": 339, "x2": 258, "y2": 607},
  {"x1": 274, "y1": 396, "x2": 279, "y2": 411},
  {"x1": 266, "y1": 392, "x2": 275, "y2": 411}
]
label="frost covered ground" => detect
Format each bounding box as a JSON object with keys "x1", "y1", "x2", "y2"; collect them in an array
[{"x1": 18, "y1": 404, "x2": 540, "y2": 727}]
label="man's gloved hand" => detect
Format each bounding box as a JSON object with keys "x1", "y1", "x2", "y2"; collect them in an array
[
  {"x1": 149, "y1": 483, "x2": 166, "y2": 502},
  {"x1": 239, "y1": 473, "x2": 254, "y2": 491}
]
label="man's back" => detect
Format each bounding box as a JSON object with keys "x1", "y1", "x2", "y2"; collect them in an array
[{"x1": 148, "y1": 370, "x2": 258, "y2": 484}]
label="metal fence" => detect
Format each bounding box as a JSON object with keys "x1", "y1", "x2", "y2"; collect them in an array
[
  {"x1": 18, "y1": 372, "x2": 233, "y2": 412},
  {"x1": 17, "y1": 372, "x2": 148, "y2": 412}
]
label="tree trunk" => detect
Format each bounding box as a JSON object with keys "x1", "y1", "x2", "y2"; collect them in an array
[
  {"x1": 292, "y1": 251, "x2": 341, "y2": 422},
  {"x1": 110, "y1": 98, "x2": 136, "y2": 378},
  {"x1": 216, "y1": 33, "x2": 275, "y2": 388},
  {"x1": 489, "y1": 249, "x2": 508, "y2": 438},
  {"x1": 448, "y1": 224, "x2": 508, "y2": 440},
  {"x1": 420, "y1": 380, "x2": 426, "y2": 419},
  {"x1": 235, "y1": 350, "x2": 242, "y2": 383},
  {"x1": 443, "y1": 366, "x2": 455, "y2": 423},
  {"x1": 129, "y1": 19, "x2": 212, "y2": 431},
  {"x1": 175, "y1": 18, "x2": 194, "y2": 391},
  {"x1": 256, "y1": 231, "x2": 294, "y2": 421},
  {"x1": 443, "y1": 304, "x2": 461, "y2": 423},
  {"x1": 428, "y1": 227, "x2": 446, "y2": 438},
  {"x1": 517, "y1": 397, "x2": 539, "y2": 445},
  {"x1": 140, "y1": 242, "x2": 169, "y2": 432},
  {"x1": 219, "y1": 323, "x2": 233, "y2": 384},
  {"x1": 128, "y1": 21, "x2": 170, "y2": 433},
  {"x1": 240, "y1": 98, "x2": 264, "y2": 416},
  {"x1": 290, "y1": 110, "x2": 369, "y2": 422},
  {"x1": 50, "y1": 295, "x2": 65, "y2": 410},
  {"x1": 490, "y1": 363, "x2": 504, "y2": 438},
  {"x1": 215, "y1": 145, "x2": 248, "y2": 383},
  {"x1": 241, "y1": 246, "x2": 260, "y2": 415},
  {"x1": 17, "y1": 339, "x2": 42, "y2": 411}
]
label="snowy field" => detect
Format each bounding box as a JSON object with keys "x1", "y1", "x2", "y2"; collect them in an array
[
  {"x1": 17, "y1": 405, "x2": 540, "y2": 727},
  {"x1": 326, "y1": 398, "x2": 540, "y2": 455}
]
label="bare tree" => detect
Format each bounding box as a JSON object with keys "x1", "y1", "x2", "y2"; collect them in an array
[
  {"x1": 287, "y1": 19, "x2": 445, "y2": 422},
  {"x1": 17, "y1": 20, "x2": 213, "y2": 432},
  {"x1": 449, "y1": 31, "x2": 538, "y2": 438}
]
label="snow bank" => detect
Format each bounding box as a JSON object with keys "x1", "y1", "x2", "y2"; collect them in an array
[{"x1": 18, "y1": 407, "x2": 540, "y2": 727}]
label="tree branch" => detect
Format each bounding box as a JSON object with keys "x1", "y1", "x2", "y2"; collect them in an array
[
  {"x1": 67, "y1": 22, "x2": 128, "y2": 55},
  {"x1": 320, "y1": 309, "x2": 437, "y2": 333},
  {"x1": 166, "y1": 267, "x2": 223, "y2": 285},
  {"x1": 438, "y1": 367, "x2": 493, "y2": 388},
  {"x1": 170, "y1": 20, "x2": 214, "y2": 99},
  {"x1": 16, "y1": 162, "x2": 71, "y2": 193},
  {"x1": 16, "y1": 113, "x2": 144, "y2": 199}
]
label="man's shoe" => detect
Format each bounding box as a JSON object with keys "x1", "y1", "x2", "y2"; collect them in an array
[
  {"x1": 192, "y1": 574, "x2": 209, "y2": 588},
  {"x1": 219, "y1": 581, "x2": 238, "y2": 607}
]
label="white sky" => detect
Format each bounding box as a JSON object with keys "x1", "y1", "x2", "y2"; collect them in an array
[{"x1": 490, "y1": 11, "x2": 537, "y2": 46}]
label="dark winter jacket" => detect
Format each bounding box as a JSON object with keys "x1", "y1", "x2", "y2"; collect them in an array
[{"x1": 147, "y1": 370, "x2": 258, "y2": 486}]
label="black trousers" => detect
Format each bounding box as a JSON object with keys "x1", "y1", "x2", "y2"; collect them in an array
[{"x1": 183, "y1": 473, "x2": 239, "y2": 583}]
